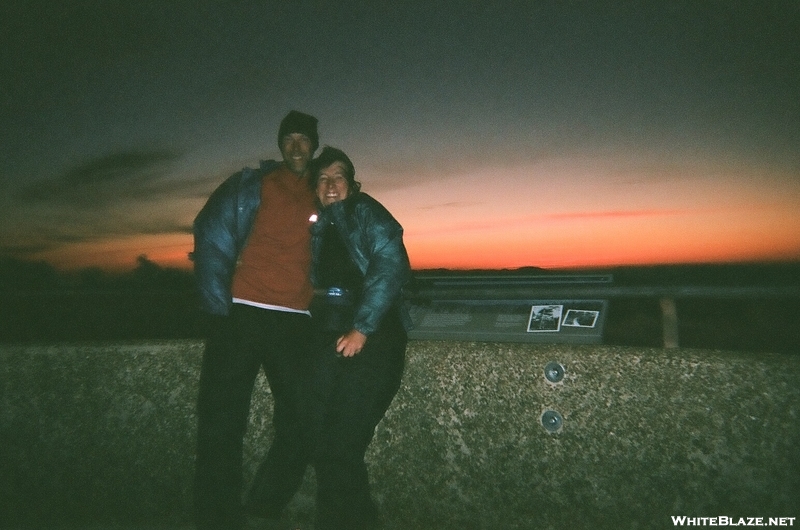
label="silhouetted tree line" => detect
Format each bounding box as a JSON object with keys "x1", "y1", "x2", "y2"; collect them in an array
[
  {"x1": 0, "y1": 256, "x2": 200, "y2": 343},
  {"x1": 0, "y1": 256, "x2": 195, "y2": 293}
]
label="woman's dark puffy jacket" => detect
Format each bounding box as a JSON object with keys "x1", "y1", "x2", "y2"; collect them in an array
[{"x1": 310, "y1": 192, "x2": 412, "y2": 336}]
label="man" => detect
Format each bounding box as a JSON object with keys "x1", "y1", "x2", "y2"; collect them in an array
[{"x1": 192, "y1": 110, "x2": 320, "y2": 529}]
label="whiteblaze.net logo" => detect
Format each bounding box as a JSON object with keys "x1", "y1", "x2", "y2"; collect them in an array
[{"x1": 671, "y1": 516, "x2": 796, "y2": 527}]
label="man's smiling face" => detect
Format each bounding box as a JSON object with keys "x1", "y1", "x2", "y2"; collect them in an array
[{"x1": 280, "y1": 132, "x2": 313, "y2": 176}]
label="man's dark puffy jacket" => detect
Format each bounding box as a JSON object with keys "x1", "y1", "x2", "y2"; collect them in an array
[
  {"x1": 192, "y1": 160, "x2": 280, "y2": 316},
  {"x1": 310, "y1": 192, "x2": 412, "y2": 335}
]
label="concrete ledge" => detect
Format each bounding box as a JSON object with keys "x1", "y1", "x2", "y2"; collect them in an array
[{"x1": 1, "y1": 341, "x2": 798, "y2": 529}]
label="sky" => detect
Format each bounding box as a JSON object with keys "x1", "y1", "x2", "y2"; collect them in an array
[{"x1": 1, "y1": 1, "x2": 799, "y2": 272}]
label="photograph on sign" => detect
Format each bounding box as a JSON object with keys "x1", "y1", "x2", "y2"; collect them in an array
[
  {"x1": 562, "y1": 309, "x2": 600, "y2": 328},
  {"x1": 527, "y1": 304, "x2": 563, "y2": 332}
]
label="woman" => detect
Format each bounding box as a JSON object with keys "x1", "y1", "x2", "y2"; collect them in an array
[{"x1": 307, "y1": 146, "x2": 411, "y2": 530}]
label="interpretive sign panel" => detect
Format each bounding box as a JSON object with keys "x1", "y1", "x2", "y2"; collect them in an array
[{"x1": 407, "y1": 299, "x2": 607, "y2": 343}]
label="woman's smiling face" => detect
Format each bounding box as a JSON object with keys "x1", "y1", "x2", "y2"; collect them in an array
[{"x1": 316, "y1": 161, "x2": 350, "y2": 207}]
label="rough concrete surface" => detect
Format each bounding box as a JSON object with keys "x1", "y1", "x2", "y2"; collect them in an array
[{"x1": 1, "y1": 340, "x2": 798, "y2": 529}]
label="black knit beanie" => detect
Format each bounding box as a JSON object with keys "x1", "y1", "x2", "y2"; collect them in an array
[{"x1": 277, "y1": 110, "x2": 319, "y2": 152}]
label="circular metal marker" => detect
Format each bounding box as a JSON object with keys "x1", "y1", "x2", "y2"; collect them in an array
[
  {"x1": 544, "y1": 361, "x2": 565, "y2": 383},
  {"x1": 541, "y1": 410, "x2": 563, "y2": 433}
]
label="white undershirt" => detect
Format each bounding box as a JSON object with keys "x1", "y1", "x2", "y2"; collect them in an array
[{"x1": 232, "y1": 298, "x2": 311, "y2": 316}]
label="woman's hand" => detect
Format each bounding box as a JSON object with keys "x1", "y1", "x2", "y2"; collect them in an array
[{"x1": 336, "y1": 329, "x2": 368, "y2": 357}]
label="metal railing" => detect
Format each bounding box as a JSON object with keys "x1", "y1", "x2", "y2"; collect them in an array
[{"x1": 406, "y1": 272, "x2": 800, "y2": 348}]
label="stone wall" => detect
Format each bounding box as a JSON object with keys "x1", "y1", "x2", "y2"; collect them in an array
[{"x1": 1, "y1": 341, "x2": 798, "y2": 529}]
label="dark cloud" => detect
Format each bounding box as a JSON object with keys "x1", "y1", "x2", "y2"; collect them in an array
[
  {"x1": 18, "y1": 149, "x2": 192, "y2": 207},
  {"x1": 1, "y1": 199, "x2": 195, "y2": 262},
  {"x1": 22, "y1": 214, "x2": 192, "y2": 243},
  {"x1": 3, "y1": 147, "x2": 206, "y2": 263},
  {"x1": 130, "y1": 221, "x2": 193, "y2": 237},
  {"x1": 0, "y1": 242, "x2": 56, "y2": 257},
  {"x1": 417, "y1": 201, "x2": 482, "y2": 211},
  {"x1": 409, "y1": 208, "x2": 692, "y2": 238}
]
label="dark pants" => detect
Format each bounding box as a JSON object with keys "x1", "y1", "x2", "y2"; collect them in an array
[
  {"x1": 309, "y1": 312, "x2": 406, "y2": 530},
  {"x1": 193, "y1": 304, "x2": 313, "y2": 530}
]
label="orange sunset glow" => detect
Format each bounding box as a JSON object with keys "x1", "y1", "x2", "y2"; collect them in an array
[
  {"x1": 26, "y1": 154, "x2": 800, "y2": 273},
  {"x1": 2, "y1": 3, "x2": 799, "y2": 274}
]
